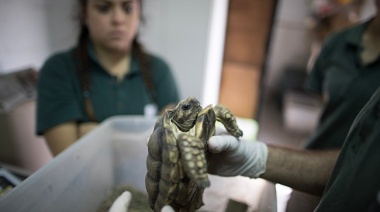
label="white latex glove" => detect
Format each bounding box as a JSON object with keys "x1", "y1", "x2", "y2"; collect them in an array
[
  {"x1": 207, "y1": 134, "x2": 268, "y2": 178},
  {"x1": 108, "y1": 191, "x2": 174, "y2": 212},
  {"x1": 161, "y1": 205, "x2": 175, "y2": 212},
  {"x1": 108, "y1": 191, "x2": 132, "y2": 212}
]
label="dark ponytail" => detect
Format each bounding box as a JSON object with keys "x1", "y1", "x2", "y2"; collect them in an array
[
  {"x1": 76, "y1": 24, "x2": 97, "y2": 121},
  {"x1": 132, "y1": 1, "x2": 158, "y2": 106},
  {"x1": 133, "y1": 39, "x2": 158, "y2": 106}
]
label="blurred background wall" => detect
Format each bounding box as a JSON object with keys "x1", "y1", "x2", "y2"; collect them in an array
[{"x1": 0, "y1": 0, "x2": 225, "y2": 102}]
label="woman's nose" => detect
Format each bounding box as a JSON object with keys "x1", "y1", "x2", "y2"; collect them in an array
[{"x1": 111, "y1": 7, "x2": 126, "y2": 24}]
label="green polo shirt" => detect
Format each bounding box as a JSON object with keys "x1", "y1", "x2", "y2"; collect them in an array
[
  {"x1": 315, "y1": 86, "x2": 380, "y2": 211},
  {"x1": 36, "y1": 44, "x2": 180, "y2": 135},
  {"x1": 305, "y1": 19, "x2": 380, "y2": 150}
]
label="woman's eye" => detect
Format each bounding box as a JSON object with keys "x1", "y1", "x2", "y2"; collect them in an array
[
  {"x1": 123, "y1": 3, "x2": 133, "y2": 14},
  {"x1": 96, "y1": 4, "x2": 110, "y2": 13}
]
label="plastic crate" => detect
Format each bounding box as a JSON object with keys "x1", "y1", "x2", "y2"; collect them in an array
[{"x1": 0, "y1": 115, "x2": 276, "y2": 212}]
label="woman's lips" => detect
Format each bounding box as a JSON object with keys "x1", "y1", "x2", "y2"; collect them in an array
[{"x1": 110, "y1": 30, "x2": 126, "y2": 38}]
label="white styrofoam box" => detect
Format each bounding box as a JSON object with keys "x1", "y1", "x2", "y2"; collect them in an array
[
  {"x1": 283, "y1": 91, "x2": 322, "y2": 133},
  {"x1": 216, "y1": 116, "x2": 259, "y2": 141},
  {"x1": 0, "y1": 115, "x2": 276, "y2": 212},
  {"x1": 201, "y1": 176, "x2": 277, "y2": 212}
]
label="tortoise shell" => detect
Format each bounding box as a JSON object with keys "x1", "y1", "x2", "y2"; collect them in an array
[{"x1": 145, "y1": 97, "x2": 243, "y2": 211}]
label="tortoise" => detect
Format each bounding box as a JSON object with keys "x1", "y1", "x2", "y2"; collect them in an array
[{"x1": 145, "y1": 96, "x2": 243, "y2": 211}]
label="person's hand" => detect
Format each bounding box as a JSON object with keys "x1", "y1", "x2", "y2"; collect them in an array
[
  {"x1": 161, "y1": 205, "x2": 175, "y2": 212},
  {"x1": 108, "y1": 191, "x2": 131, "y2": 212},
  {"x1": 207, "y1": 134, "x2": 268, "y2": 178},
  {"x1": 107, "y1": 191, "x2": 175, "y2": 212}
]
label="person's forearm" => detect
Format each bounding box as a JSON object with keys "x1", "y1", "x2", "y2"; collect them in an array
[
  {"x1": 44, "y1": 122, "x2": 79, "y2": 156},
  {"x1": 45, "y1": 122, "x2": 98, "y2": 156},
  {"x1": 261, "y1": 145, "x2": 340, "y2": 195},
  {"x1": 78, "y1": 122, "x2": 98, "y2": 137}
]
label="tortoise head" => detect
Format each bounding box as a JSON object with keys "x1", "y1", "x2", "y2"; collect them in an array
[{"x1": 167, "y1": 97, "x2": 202, "y2": 132}]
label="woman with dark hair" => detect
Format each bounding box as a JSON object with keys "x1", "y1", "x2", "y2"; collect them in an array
[{"x1": 36, "y1": 0, "x2": 180, "y2": 156}]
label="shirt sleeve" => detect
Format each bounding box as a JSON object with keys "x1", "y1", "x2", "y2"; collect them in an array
[
  {"x1": 36, "y1": 52, "x2": 82, "y2": 135},
  {"x1": 151, "y1": 55, "x2": 181, "y2": 110}
]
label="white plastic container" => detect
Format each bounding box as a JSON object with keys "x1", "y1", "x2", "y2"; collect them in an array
[{"x1": 0, "y1": 115, "x2": 276, "y2": 212}]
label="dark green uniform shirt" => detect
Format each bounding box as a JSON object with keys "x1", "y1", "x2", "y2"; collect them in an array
[
  {"x1": 316, "y1": 86, "x2": 380, "y2": 211},
  {"x1": 36, "y1": 44, "x2": 180, "y2": 135},
  {"x1": 305, "y1": 19, "x2": 380, "y2": 150}
]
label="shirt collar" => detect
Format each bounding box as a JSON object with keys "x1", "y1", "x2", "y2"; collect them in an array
[
  {"x1": 87, "y1": 40, "x2": 98, "y2": 63},
  {"x1": 129, "y1": 53, "x2": 139, "y2": 75},
  {"x1": 86, "y1": 41, "x2": 140, "y2": 76},
  {"x1": 345, "y1": 18, "x2": 373, "y2": 47}
]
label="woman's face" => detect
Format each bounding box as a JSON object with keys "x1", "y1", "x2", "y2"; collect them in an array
[{"x1": 85, "y1": 0, "x2": 140, "y2": 53}]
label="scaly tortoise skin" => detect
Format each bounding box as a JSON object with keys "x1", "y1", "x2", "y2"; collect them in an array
[{"x1": 145, "y1": 97, "x2": 243, "y2": 211}]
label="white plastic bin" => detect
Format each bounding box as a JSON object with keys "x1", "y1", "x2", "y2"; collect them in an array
[{"x1": 0, "y1": 115, "x2": 276, "y2": 212}]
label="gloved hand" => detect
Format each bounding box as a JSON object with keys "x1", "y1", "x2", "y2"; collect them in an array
[
  {"x1": 108, "y1": 191, "x2": 175, "y2": 212},
  {"x1": 161, "y1": 205, "x2": 175, "y2": 212},
  {"x1": 108, "y1": 191, "x2": 132, "y2": 212},
  {"x1": 207, "y1": 134, "x2": 268, "y2": 178}
]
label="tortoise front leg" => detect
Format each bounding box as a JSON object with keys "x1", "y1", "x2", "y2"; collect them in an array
[
  {"x1": 177, "y1": 133, "x2": 210, "y2": 188},
  {"x1": 214, "y1": 104, "x2": 243, "y2": 138}
]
